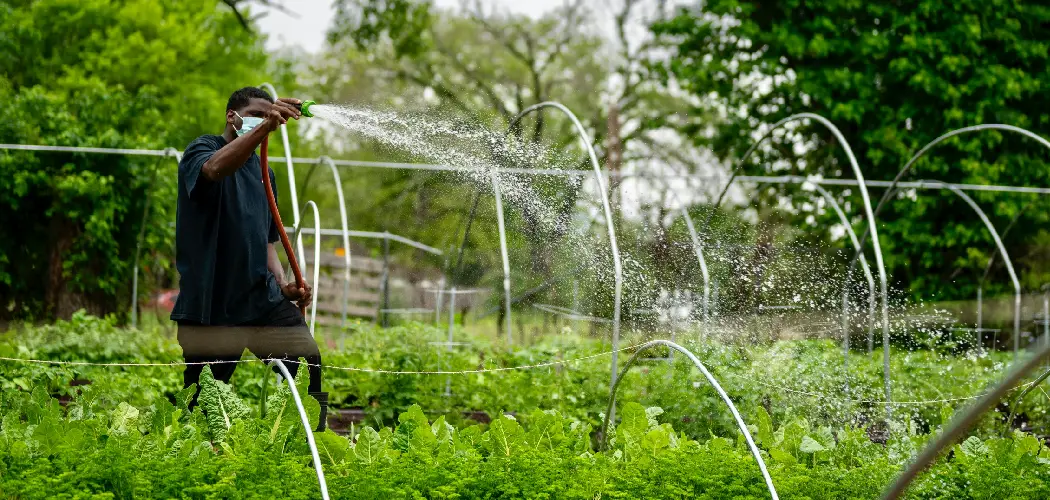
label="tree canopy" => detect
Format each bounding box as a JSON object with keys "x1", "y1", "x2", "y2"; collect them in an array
[
  {"x1": 0, "y1": 0, "x2": 275, "y2": 320},
  {"x1": 654, "y1": 0, "x2": 1050, "y2": 301}
]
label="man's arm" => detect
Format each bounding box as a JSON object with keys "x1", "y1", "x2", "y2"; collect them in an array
[
  {"x1": 267, "y1": 243, "x2": 286, "y2": 287},
  {"x1": 201, "y1": 98, "x2": 302, "y2": 182},
  {"x1": 269, "y1": 243, "x2": 313, "y2": 307}
]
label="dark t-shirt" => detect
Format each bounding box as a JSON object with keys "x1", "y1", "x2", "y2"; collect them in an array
[{"x1": 170, "y1": 134, "x2": 284, "y2": 325}]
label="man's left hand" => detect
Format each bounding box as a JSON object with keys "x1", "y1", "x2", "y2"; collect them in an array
[{"x1": 281, "y1": 281, "x2": 313, "y2": 308}]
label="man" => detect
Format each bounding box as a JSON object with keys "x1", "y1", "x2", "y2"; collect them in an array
[{"x1": 172, "y1": 86, "x2": 326, "y2": 429}]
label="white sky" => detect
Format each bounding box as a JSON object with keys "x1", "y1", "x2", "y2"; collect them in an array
[{"x1": 256, "y1": 0, "x2": 569, "y2": 53}]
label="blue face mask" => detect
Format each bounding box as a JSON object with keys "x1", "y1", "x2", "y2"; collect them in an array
[{"x1": 234, "y1": 111, "x2": 264, "y2": 137}]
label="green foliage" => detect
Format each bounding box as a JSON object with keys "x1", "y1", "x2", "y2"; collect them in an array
[
  {"x1": 0, "y1": 0, "x2": 272, "y2": 320},
  {"x1": 3, "y1": 384, "x2": 1050, "y2": 497},
  {"x1": 5, "y1": 316, "x2": 1050, "y2": 495},
  {"x1": 4, "y1": 315, "x2": 1042, "y2": 440},
  {"x1": 654, "y1": 0, "x2": 1050, "y2": 301}
]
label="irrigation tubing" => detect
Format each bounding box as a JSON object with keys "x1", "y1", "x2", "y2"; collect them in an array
[
  {"x1": 976, "y1": 197, "x2": 1038, "y2": 333},
  {"x1": 599, "y1": 340, "x2": 778, "y2": 500},
  {"x1": 805, "y1": 183, "x2": 877, "y2": 375},
  {"x1": 669, "y1": 190, "x2": 710, "y2": 332},
  {"x1": 290, "y1": 227, "x2": 443, "y2": 255},
  {"x1": 269, "y1": 359, "x2": 330, "y2": 500},
  {"x1": 451, "y1": 191, "x2": 483, "y2": 286},
  {"x1": 261, "y1": 135, "x2": 307, "y2": 316}
]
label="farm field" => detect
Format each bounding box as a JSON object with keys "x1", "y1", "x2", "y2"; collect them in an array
[
  {"x1": 6, "y1": 1, "x2": 1050, "y2": 498},
  {"x1": 3, "y1": 314, "x2": 1050, "y2": 498}
]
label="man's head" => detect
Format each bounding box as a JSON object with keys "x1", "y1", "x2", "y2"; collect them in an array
[{"x1": 225, "y1": 86, "x2": 275, "y2": 133}]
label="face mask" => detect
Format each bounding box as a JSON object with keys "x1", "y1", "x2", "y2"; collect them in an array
[{"x1": 234, "y1": 111, "x2": 264, "y2": 136}]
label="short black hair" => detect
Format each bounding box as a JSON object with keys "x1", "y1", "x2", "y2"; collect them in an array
[{"x1": 226, "y1": 86, "x2": 274, "y2": 111}]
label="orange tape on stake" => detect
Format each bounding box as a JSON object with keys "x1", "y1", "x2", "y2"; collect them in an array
[{"x1": 260, "y1": 135, "x2": 307, "y2": 316}]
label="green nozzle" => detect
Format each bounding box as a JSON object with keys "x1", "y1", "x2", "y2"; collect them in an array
[{"x1": 300, "y1": 100, "x2": 315, "y2": 117}]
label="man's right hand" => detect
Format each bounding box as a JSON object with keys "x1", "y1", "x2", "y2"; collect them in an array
[
  {"x1": 281, "y1": 280, "x2": 313, "y2": 309},
  {"x1": 263, "y1": 98, "x2": 303, "y2": 132}
]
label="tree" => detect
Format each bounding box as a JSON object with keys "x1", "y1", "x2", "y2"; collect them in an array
[
  {"x1": 0, "y1": 0, "x2": 273, "y2": 320},
  {"x1": 653, "y1": 0, "x2": 1050, "y2": 302},
  {"x1": 303, "y1": 0, "x2": 696, "y2": 319}
]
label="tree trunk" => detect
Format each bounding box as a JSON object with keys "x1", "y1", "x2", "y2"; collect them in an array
[{"x1": 46, "y1": 216, "x2": 108, "y2": 320}]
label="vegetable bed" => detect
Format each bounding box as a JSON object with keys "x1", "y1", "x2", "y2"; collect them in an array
[{"x1": 3, "y1": 313, "x2": 1050, "y2": 498}]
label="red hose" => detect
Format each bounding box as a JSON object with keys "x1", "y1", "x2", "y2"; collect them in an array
[{"x1": 260, "y1": 135, "x2": 307, "y2": 315}]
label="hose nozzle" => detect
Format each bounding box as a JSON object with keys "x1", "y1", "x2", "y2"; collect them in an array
[{"x1": 296, "y1": 100, "x2": 315, "y2": 117}]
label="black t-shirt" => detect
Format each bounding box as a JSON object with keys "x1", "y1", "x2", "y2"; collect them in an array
[{"x1": 171, "y1": 134, "x2": 284, "y2": 325}]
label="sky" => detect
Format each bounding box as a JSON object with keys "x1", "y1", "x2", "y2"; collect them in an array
[{"x1": 256, "y1": 0, "x2": 569, "y2": 53}]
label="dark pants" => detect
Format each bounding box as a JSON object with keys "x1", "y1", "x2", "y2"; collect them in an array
[{"x1": 177, "y1": 300, "x2": 323, "y2": 405}]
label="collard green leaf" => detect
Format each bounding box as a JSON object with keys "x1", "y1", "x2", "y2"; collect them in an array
[
  {"x1": 432, "y1": 415, "x2": 455, "y2": 451},
  {"x1": 456, "y1": 425, "x2": 483, "y2": 453},
  {"x1": 174, "y1": 384, "x2": 196, "y2": 415},
  {"x1": 483, "y1": 414, "x2": 525, "y2": 457},
  {"x1": 754, "y1": 406, "x2": 774, "y2": 447},
  {"x1": 109, "y1": 402, "x2": 140, "y2": 437},
  {"x1": 959, "y1": 436, "x2": 990, "y2": 457},
  {"x1": 148, "y1": 399, "x2": 177, "y2": 435},
  {"x1": 394, "y1": 404, "x2": 430, "y2": 453},
  {"x1": 316, "y1": 430, "x2": 351, "y2": 466},
  {"x1": 769, "y1": 447, "x2": 797, "y2": 465},
  {"x1": 641, "y1": 424, "x2": 673, "y2": 457},
  {"x1": 354, "y1": 426, "x2": 392, "y2": 465},
  {"x1": 526, "y1": 409, "x2": 566, "y2": 451},
  {"x1": 799, "y1": 435, "x2": 826, "y2": 454},
  {"x1": 197, "y1": 365, "x2": 250, "y2": 444}
]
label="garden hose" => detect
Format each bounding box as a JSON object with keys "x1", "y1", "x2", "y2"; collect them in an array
[
  {"x1": 258, "y1": 100, "x2": 316, "y2": 316},
  {"x1": 260, "y1": 134, "x2": 307, "y2": 316}
]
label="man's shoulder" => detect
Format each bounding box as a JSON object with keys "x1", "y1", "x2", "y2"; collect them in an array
[{"x1": 185, "y1": 134, "x2": 226, "y2": 153}]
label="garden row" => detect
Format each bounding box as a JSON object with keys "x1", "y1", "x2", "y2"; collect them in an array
[
  {"x1": 3, "y1": 364, "x2": 1050, "y2": 498},
  {"x1": 3, "y1": 314, "x2": 1050, "y2": 497},
  {"x1": 0, "y1": 313, "x2": 1036, "y2": 438}
]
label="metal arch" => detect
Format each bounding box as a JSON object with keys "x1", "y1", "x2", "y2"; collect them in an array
[
  {"x1": 885, "y1": 180, "x2": 1023, "y2": 359},
  {"x1": 508, "y1": 101, "x2": 624, "y2": 416},
  {"x1": 680, "y1": 207, "x2": 711, "y2": 330},
  {"x1": 289, "y1": 227, "x2": 443, "y2": 255},
  {"x1": 268, "y1": 359, "x2": 330, "y2": 500},
  {"x1": 807, "y1": 183, "x2": 878, "y2": 371},
  {"x1": 655, "y1": 186, "x2": 710, "y2": 333},
  {"x1": 847, "y1": 124, "x2": 1050, "y2": 353},
  {"x1": 319, "y1": 156, "x2": 353, "y2": 328},
  {"x1": 977, "y1": 198, "x2": 1037, "y2": 332},
  {"x1": 873, "y1": 125, "x2": 1050, "y2": 220},
  {"x1": 259, "y1": 82, "x2": 305, "y2": 267},
  {"x1": 490, "y1": 171, "x2": 513, "y2": 344},
  {"x1": 290, "y1": 201, "x2": 322, "y2": 335},
  {"x1": 882, "y1": 339, "x2": 1050, "y2": 499},
  {"x1": 599, "y1": 340, "x2": 778, "y2": 500},
  {"x1": 705, "y1": 113, "x2": 892, "y2": 412}
]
